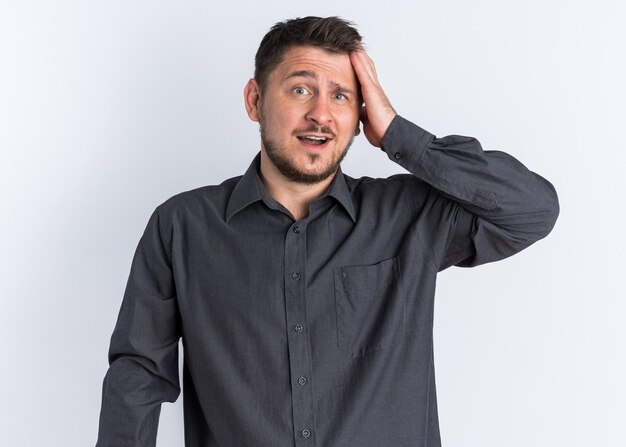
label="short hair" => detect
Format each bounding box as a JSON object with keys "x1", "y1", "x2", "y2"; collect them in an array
[{"x1": 254, "y1": 16, "x2": 363, "y2": 90}]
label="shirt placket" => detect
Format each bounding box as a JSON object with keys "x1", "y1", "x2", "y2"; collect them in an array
[{"x1": 284, "y1": 220, "x2": 316, "y2": 446}]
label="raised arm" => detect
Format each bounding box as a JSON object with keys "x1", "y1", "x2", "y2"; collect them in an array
[{"x1": 350, "y1": 50, "x2": 559, "y2": 270}]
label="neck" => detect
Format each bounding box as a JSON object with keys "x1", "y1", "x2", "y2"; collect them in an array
[{"x1": 259, "y1": 150, "x2": 336, "y2": 221}]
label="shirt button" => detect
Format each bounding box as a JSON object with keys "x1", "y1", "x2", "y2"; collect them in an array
[
  {"x1": 291, "y1": 272, "x2": 301, "y2": 280},
  {"x1": 301, "y1": 429, "x2": 311, "y2": 438},
  {"x1": 294, "y1": 324, "x2": 303, "y2": 333},
  {"x1": 394, "y1": 151, "x2": 403, "y2": 160},
  {"x1": 298, "y1": 376, "x2": 307, "y2": 386},
  {"x1": 292, "y1": 225, "x2": 300, "y2": 234}
]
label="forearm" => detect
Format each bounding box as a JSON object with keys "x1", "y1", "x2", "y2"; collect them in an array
[{"x1": 96, "y1": 354, "x2": 180, "y2": 446}]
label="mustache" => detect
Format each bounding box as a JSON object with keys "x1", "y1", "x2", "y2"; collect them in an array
[{"x1": 291, "y1": 125, "x2": 336, "y2": 138}]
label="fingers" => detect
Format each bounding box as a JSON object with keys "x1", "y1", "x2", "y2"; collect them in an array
[
  {"x1": 350, "y1": 49, "x2": 393, "y2": 113},
  {"x1": 349, "y1": 49, "x2": 397, "y2": 148},
  {"x1": 350, "y1": 50, "x2": 378, "y2": 87},
  {"x1": 359, "y1": 50, "x2": 378, "y2": 82}
]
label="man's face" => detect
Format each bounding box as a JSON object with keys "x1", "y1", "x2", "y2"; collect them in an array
[{"x1": 248, "y1": 46, "x2": 361, "y2": 184}]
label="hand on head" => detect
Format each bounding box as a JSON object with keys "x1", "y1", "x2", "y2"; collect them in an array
[{"x1": 349, "y1": 49, "x2": 397, "y2": 148}]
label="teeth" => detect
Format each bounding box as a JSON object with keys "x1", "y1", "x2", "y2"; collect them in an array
[{"x1": 301, "y1": 136, "x2": 326, "y2": 141}]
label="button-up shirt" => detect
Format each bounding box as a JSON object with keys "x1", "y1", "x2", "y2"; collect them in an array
[{"x1": 96, "y1": 115, "x2": 559, "y2": 447}]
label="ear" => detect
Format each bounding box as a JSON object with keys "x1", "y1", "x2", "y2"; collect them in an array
[{"x1": 244, "y1": 78, "x2": 261, "y2": 122}]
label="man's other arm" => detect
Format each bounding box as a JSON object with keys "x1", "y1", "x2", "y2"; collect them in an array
[{"x1": 96, "y1": 208, "x2": 181, "y2": 446}]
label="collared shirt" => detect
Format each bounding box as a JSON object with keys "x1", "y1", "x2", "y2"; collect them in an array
[{"x1": 96, "y1": 115, "x2": 559, "y2": 447}]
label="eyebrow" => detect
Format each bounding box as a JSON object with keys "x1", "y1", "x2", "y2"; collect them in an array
[{"x1": 285, "y1": 70, "x2": 356, "y2": 95}]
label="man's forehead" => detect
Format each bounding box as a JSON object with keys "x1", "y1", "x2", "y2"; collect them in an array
[{"x1": 276, "y1": 46, "x2": 356, "y2": 84}]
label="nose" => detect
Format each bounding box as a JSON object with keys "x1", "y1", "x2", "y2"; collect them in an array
[{"x1": 305, "y1": 95, "x2": 332, "y2": 126}]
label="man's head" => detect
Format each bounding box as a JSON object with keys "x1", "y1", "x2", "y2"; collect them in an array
[
  {"x1": 244, "y1": 17, "x2": 364, "y2": 184},
  {"x1": 254, "y1": 16, "x2": 363, "y2": 96}
]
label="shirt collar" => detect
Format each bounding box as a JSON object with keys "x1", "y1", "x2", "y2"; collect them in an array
[{"x1": 225, "y1": 152, "x2": 356, "y2": 223}]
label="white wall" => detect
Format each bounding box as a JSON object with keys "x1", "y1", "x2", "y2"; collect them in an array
[{"x1": 1, "y1": 1, "x2": 624, "y2": 445}]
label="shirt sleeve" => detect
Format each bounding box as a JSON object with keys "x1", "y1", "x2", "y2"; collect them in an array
[
  {"x1": 380, "y1": 115, "x2": 560, "y2": 271},
  {"x1": 96, "y1": 207, "x2": 181, "y2": 447}
]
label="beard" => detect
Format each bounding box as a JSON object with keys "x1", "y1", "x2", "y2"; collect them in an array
[{"x1": 260, "y1": 121, "x2": 354, "y2": 185}]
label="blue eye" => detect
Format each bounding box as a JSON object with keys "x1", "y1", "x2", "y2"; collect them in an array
[
  {"x1": 333, "y1": 93, "x2": 347, "y2": 100},
  {"x1": 293, "y1": 87, "x2": 308, "y2": 95}
]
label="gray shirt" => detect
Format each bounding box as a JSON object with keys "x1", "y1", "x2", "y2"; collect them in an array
[{"x1": 96, "y1": 115, "x2": 559, "y2": 446}]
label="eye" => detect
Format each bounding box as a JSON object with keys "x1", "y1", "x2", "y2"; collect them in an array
[
  {"x1": 292, "y1": 87, "x2": 309, "y2": 95},
  {"x1": 333, "y1": 92, "x2": 347, "y2": 101}
]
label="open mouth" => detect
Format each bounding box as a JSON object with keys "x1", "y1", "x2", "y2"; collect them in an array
[{"x1": 297, "y1": 135, "x2": 330, "y2": 146}]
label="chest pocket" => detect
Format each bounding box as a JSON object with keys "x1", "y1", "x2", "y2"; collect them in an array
[{"x1": 333, "y1": 257, "x2": 404, "y2": 357}]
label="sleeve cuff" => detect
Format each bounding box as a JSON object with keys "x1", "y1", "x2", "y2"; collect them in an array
[{"x1": 380, "y1": 115, "x2": 436, "y2": 172}]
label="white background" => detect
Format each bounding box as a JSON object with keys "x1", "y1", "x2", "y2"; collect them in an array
[{"x1": 1, "y1": 1, "x2": 624, "y2": 446}]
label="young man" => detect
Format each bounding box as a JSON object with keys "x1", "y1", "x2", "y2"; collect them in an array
[{"x1": 96, "y1": 16, "x2": 559, "y2": 447}]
